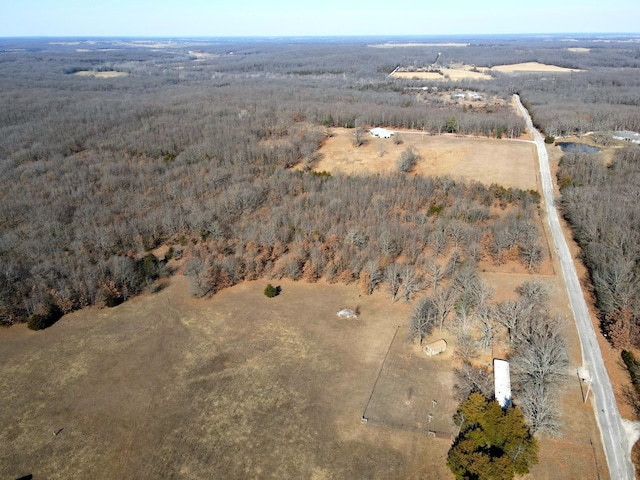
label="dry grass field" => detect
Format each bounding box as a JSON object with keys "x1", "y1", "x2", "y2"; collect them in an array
[
  {"x1": 73, "y1": 70, "x2": 129, "y2": 78},
  {"x1": 0, "y1": 276, "x2": 458, "y2": 480},
  {"x1": 314, "y1": 128, "x2": 538, "y2": 190},
  {"x1": 489, "y1": 62, "x2": 584, "y2": 74},
  {"x1": 0, "y1": 269, "x2": 609, "y2": 480},
  {"x1": 390, "y1": 69, "x2": 493, "y2": 81},
  {"x1": 390, "y1": 62, "x2": 583, "y2": 81}
]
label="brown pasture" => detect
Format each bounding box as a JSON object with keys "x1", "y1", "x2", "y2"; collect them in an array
[
  {"x1": 315, "y1": 128, "x2": 538, "y2": 190},
  {"x1": 0, "y1": 276, "x2": 457, "y2": 479}
]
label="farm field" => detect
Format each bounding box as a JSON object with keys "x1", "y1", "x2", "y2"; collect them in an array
[
  {"x1": 0, "y1": 268, "x2": 608, "y2": 480},
  {"x1": 390, "y1": 62, "x2": 582, "y2": 81},
  {"x1": 314, "y1": 128, "x2": 538, "y2": 190},
  {"x1": 0, "y1": 275, "x2": 453, "y2": 479}
]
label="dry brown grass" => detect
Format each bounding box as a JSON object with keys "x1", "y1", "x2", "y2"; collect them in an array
[
  {"x1": 389, "y1": 62, "x2": 583, "y2": 82},
  {"x1": 0, "y1": 275, "x2": 457, "y2": 479},
  {"x1": 390, "y1": 69, "x2": 492, "y2": 81},
  {"x1": 489, "y1": 62, "x2": 584, "y2": 73},
  {"x1": 315, "y1": 128, "x2": 538, "y2": 190},
  {"x1": 74, "y1": 71, "x2": 129, "y2": 78}
]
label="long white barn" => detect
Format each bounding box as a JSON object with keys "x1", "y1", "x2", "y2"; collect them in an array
[
  {"x1": 493, "y1": 359, "x2": 512, "y2": 408},
  {"x1": 370, "y1": 127, "x2": 394, "y2": 138}
]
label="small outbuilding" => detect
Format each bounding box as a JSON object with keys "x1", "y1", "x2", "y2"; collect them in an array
[
  {"x1": 337, "y1": 308, "x2": 358, "y2": 319},
  {"x1": 370, "y1": 127, "x2": 395, "y2": 139},
  {"x1": 425, "y1": 339, "x2": 447, "y2": 356},
  {"x1": 493, "y1": 359, "x2": 512, "y2": 408}
]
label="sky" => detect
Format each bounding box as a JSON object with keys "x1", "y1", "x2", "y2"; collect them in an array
[{"x1": 2, "y1": 0, "x2": 639, "y2": 37}]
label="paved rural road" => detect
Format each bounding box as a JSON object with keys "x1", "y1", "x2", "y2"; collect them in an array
[{"x1": 514, "y1": 94, "x2": 635, "y2": 480}]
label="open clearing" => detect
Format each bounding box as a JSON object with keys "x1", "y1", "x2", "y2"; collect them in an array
[
  {"x1": 0, "y1": 270, "x2": 607, "y2": 479},
  {"x1": 489, "y1": 62, "x2": 584, "y2": 73},
  {"x1": 73, "y1": 70, "x2": 129, "y2": 78},
  {"x1": 391, "y1": 69, "x2": 493, "y2": 81},
  {"x1": 0, "y1": 276, "x2": 455, "y2": 479},
  {"x1": 315, "y1": 128, "x2": 538, "y2": 190},
  {"x1": 390, "y1": 62, "x2": 583, "y2": 81}
]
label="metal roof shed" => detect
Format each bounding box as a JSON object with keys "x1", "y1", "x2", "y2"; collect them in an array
[{"x1": 494, "y1": 358, "x2": 512, "y2": 408}]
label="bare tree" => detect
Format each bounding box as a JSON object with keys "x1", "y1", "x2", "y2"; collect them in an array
[
  {"x1": 397, "y1": 146, "x2": 419, "y2": 173},
  {"x1": 453, "y1": 361, "x2": 494, "y2": 401},
  {"x1": 385, "y1": 262, "x2": 401, "y2": 302},
  {"x1": 516, "y1": 279, "x2": 549, "y2": 311},
  {"x1": 363, "y1": 259, "x2": 383, "y2": 295},
  {"x1": 424, "y1": 257, "x2": 448, "y2": 293},
  {"x1": 184, "y1": 256, "x2": 211, "y2": 298},
  {"x1": 410, "y1": 295, "x2": 437, "y2": 345},
  {"x1": 433, "y1": 285, "x2": 459, "y2": 332},
  {"x1": 475, "y1": 303, "x2": 496, "y2": 351},
  {"x1": 353, "y1": 125, "x2": 366, "y2": 147},
  {"x1": 510, "y1": 314, "x2": 568, "y2": 386},
  {"x1": 400, "y1": 264, "x2": 422, "y2": 303},
  {"x1": 429, "y1": 218, "x2": 449, "y2": 258},
  {"x1": 495, "y1": 299, "x2": 529, "y2": 347},
  {"x1": 516, "y1": 382, "x2": 562, "y2": 437}
]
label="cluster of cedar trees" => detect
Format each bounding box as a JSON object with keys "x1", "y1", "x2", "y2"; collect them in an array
[{"x1": 447, "y1": 393, "x2": 538, "y2": 480}]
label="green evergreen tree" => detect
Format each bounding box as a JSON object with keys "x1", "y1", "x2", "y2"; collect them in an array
[{"x1": 447, "y1": 393, "x2": 538, "y2": 480}]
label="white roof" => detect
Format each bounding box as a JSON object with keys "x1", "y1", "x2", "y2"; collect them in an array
[
  {"x1": 493, "y1": 359, "x2": 512, "y2": 408},
  {"x1": 370, "y1": 127, "x2": 394, "y2": 137}
]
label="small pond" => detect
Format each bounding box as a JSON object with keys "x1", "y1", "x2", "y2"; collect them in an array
[{"x1": 556, "y1": 142, "x2": 601, "y2": 154}]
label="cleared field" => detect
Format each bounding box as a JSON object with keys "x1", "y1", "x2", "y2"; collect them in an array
[
  {"x1": 363, "y1": 326, "x2": 457, "y2": 438},
  {"x1": 315, "y1": 128, "x2": 538, "y2": 190},
  {"x1": 74, "y1": 70, "x2": 129, "y2": 78},
  {"x1": 390, "y1": 62, "x2": 583, "y2": 81},
  {"x1": 0, "y1": 268, "x2": 608, "y2": 480},
  {"x1": 391, "y1": 69, "x2": 492, "y2": 81},
  {"x1": 0, "y1": 276, "x2": 455, "y2": 480},
  {"x1": 489, "y1": 62, "x2": 584, "y2": 73}
]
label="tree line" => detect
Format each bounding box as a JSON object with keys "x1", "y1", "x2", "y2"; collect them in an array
[{"x1": 557, "y1": 148, "x2": 640, "y2": 350}]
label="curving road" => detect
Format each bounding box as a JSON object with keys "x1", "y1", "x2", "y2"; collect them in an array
[{"x1": 514, "y1": 94, "x2": 634, "y2": 480}]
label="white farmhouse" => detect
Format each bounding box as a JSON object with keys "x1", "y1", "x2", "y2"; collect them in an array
[{"x1": 370, "y1": 127, "x2": 394, "y2": 138}]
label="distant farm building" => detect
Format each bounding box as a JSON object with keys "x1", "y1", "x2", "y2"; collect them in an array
[
  {"x1": 493, "y1": 359, "x2": 512, "y2": 408},
  {"x1": 425, "y1": 339, "x2": 447, "y2": 356},
  {"x1": 370, "y1": 127, "x2": 394, "y2": 138}
]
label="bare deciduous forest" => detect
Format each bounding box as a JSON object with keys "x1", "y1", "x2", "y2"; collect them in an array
[{"x1": 0, "y1": 37, "x2": 548, "y2": 325}]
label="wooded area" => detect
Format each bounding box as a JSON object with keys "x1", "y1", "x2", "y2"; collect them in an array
[
  {"x1": 0, "y1": 37, "x2": 551, "y2": 325},
  {"x1": 1, "y1": 36, "x2": 639, "y2": 385}
]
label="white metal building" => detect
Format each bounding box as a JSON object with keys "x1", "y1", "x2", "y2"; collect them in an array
[
  {"x1": 493, "y1": 358, "x2": 512, "y2": 408},
  {"x1": 370, "y1": 127, "x2": 394, "y2": 138}
]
